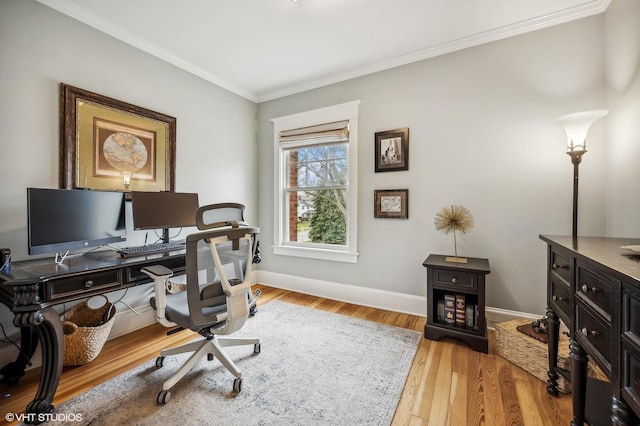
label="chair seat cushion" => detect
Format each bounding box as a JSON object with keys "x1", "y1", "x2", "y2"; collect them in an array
[{"x1": 151, "y1": 291, "x2": 226, "y2": 329}]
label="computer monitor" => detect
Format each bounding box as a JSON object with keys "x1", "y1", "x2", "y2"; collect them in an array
[
  {"x1": 130, "y1": 191, "x2": 200, "y2": 243},
  {"x1": 27, "y1": 188, "x2": 127, "y2": 256}
]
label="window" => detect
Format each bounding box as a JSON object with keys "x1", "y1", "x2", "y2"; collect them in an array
[{"x1": 272, "y1": 101, "x2": 360, "y2": 263}]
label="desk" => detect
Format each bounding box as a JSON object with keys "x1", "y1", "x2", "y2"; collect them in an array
[
  {"x1": 540, "y1": 235, "x2": 640, "y2": 425},
  {"x1": 0, "y1": 249, "x2": 186, "y2": 421}
]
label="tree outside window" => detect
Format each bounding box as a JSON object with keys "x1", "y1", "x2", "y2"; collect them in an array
[{"x1": 286, "y1": 143, "x2": 348, "y2": 245}]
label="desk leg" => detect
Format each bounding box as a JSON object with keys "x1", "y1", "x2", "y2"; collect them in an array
[
  {"x1": 14, "y1": 307, "x2": 63, "y2": 424},
  {"x1": 570, "y1": 338, "x2": 588, "y2": 426},
  {"x1": 0, "y1": 326, "x2": 38, "y2": 384},
  {"x1": 546, "y1": 306, "x2": 560, "y2": 396},
  {"x1": 612, "y1": 395, "x2": 632, "y2": 425}
]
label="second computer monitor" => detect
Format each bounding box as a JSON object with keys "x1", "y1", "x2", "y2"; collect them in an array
[{"x1": 130, "y1": 191, "x2": 199, "y2": 242}]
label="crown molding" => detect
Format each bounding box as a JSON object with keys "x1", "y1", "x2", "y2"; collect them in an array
[
  {"x1": 37, "y1": 0, "x2": 611, "y2": 104},
  {"x1": 36, "y1": 0, "x2": 259, "y2": 102},
  {"x1": 256, "y1": 0, "x2": 612, "y2": 102}
]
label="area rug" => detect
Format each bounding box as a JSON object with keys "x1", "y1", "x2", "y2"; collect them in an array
[{"x1": 43, "y1": 301, "x2": 421, "y2": 425}]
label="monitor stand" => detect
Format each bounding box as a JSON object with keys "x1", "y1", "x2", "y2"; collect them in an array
[
  {"x1": 161, "y1": 228, "x2": 170, "y2": 244},
  {"x1": 54, "y1": 250, "x2": 89, "y2": 264},
  {"x1": 55, "y1": 250, "x2": 69, "y2": 264}
]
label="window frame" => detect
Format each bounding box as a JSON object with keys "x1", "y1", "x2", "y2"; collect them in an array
[{"x1": 271, "y1": 100, "x2": 360, "y2": 263}]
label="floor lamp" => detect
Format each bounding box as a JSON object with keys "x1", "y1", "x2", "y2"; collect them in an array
[{"x1": 552, "y1": 109, "x2": 609, "y2": 240}]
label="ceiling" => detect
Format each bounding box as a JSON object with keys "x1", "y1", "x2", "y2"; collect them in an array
[{"x1": 37, "y1": 0, "x2": 611, "y2": 103}]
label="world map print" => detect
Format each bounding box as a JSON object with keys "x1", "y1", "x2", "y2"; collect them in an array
[{"x1": 102, "y1": 132, "x2": 148, "y2": 173}]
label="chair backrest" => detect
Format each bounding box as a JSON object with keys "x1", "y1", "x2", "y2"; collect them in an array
[
  {"x1": 196, "y1": 202, "x2": 261, "y2": 264},
  {"x1": 206, "y1": 230, "x2": 255, "y2": 334},
  {"x1": 183, "y1": 221, "x2": 259, "y2": 333},
  {"x1": 196, "y1": 203, "x2": 247, "y2": 230}
]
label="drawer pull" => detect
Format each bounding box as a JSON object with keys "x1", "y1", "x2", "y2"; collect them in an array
[
  {"x1": 581, "y1": 327, "x2": 598, "y2": 337},
  {"x1": 552, "y1": 262, "x2": 567, "y2": 270},
  {"x1": 451, "y1": 277, "x2": 458, "y2": 284},
  {"x1": 84, "y1": 280, "x2": 94, "y2": 288},
  {"x1": 552, "y1": 294, "x2": 564, "y2": 302},
  {"x1": 581, "y1": 284, "x2": 598, "y2": 294}
]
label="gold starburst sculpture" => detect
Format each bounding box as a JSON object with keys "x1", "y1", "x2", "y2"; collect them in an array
[{"x1": 434, "y1": 205, "x2": 474, "y2": 263}]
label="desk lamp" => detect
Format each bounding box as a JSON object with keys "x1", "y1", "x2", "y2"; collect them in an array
[{"x1": 552, "y1": 109, "x2": 608, "y2": 240}]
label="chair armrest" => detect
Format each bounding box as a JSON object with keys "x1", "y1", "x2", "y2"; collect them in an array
[
  {"x1": 141, "y1": 265, "x2": 174, "y2": 279},
  {"x1": 141, "y1": 265, "x2": 176, "y2": 328}
]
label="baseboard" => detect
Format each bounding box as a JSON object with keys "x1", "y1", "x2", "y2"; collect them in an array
[
  {"x1": 108, "y1": 304, "x2": 157, "y2": 339},
  {"x1": 257, "y1": 270, "x2": 427, "y2": 316},
  {"x1": 256, "y1": 270, "x2": 543, "y2": 327},
  {"x1": 485, "y1": 306, "x2": 542, "y2": 330}
]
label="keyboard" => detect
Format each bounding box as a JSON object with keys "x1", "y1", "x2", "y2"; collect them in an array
[{"x1": 118, "y1": 241, "x2": 184, "y2": 257}]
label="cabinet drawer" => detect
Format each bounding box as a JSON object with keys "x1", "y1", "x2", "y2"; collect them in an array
[
  {"x1": 622, "y1": 347, "x2": 640, "y2": 415},
  {"x1": 550, "y1": 249, "x2": 571, "y2": 284},
  {"x1": 576, "y1": 304, "x2": 612, "y2": 374},
  {"x1": 550, "y1": 277, "x2": 571, "y2": 323},
  {"x1": 622, "y1": 284, "x2": 640, "y2": 413},
  {"x1": 433, "y1": 269, "x2": 477, "y2": 292},
  {"x1": 49, "y1": 270, "x2": 121, "y2": 301},
  {"x1": 623, "y1": 285, "x2": 640, "y2": 340},
  {"x1": 576, "y1": 263, "x2": 614, "y2": 318}
]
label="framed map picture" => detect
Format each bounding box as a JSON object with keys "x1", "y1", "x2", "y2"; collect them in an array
[
  {"x1": 60, "y1": 83, "x2": 176, "y2": 193},
  {"x1": 374, "y1": 189, "x2": 408, "y2": 219}
]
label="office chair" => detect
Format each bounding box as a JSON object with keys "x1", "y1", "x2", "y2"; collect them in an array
[{"x1": 142, "y1": 204, "x2": 261, "y2": 404}]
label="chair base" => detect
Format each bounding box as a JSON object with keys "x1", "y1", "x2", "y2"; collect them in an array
[{"x1": 156, "y1": 335, "x2": 260, "y2": 397}]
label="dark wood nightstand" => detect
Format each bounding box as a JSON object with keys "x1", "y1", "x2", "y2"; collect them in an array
[{"x1": 422, "y1": 254, "x2": 490, "y2": 353}]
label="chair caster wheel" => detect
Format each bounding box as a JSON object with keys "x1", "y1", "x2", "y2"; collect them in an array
[
  {"x1": 233, "y1": 378, "x2": 243, "y2": 393},
  {"x1": 157, "y1": 390, "x2": 171, "y2": 404},
  {"x1": 155, "y1": 356, "x2": 165, "y2": 368},
  {"x1": 254, "y1": 343, "x2": 261, "y2": 354}
]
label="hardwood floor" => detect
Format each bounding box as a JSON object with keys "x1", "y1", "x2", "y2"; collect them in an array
[{"x1": 0, "y1": 284, "x2": 572, "y2": 425}]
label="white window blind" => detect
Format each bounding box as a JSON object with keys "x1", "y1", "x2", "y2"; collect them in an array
[{"x1": 279, "y1": 120, "x2": 349, "y2": 146}]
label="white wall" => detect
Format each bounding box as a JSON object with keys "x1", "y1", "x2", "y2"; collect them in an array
[
  {"x1": 256, "y1": 16, "x2": 608, "y2": 316},
  {"x1": 0, "y1": 0, "x2": 258, "y2": 364},
  {"x1": 3, "y1": 0, "x2": 637, "y2": 371},
  {"x1": 604, "y1": 0, "x2": 640, "y2": 237}
]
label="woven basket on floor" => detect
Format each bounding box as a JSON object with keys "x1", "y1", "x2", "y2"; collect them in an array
[
  {"x1": 61, "y1": 295, "x2": 116, "y2": 366},
  {"x1": 495, "y1": 318, "x2": 607, "y2": 394}
]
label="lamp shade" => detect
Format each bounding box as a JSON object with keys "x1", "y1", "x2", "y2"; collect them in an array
[{"x1": 553, "y1": 109, "x2": 609, "y2": 152}]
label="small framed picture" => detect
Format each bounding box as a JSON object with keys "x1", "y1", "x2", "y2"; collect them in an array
[
  {"x1": 374, "y1": 127, "x2": 409, "y2": 172},
  {"x1": 374, "y1": 189, "x2": 409, "y2": 219}
]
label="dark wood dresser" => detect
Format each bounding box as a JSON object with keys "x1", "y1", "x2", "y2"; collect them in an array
[{"x1": 540, "y1": 235, "x2": 640, "y2": 425}]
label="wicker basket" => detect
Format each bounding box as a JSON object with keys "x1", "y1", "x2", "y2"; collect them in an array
[
  {"x1": 60, "y1": 295, "x2": 116, "y2": 366},
  {"x1": 495, "y1": 319, "x2": 607, "y2": 394}
]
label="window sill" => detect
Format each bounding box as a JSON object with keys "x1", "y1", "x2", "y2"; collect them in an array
[{"x1": 273, "y1": 245, "x2": 358, "y2": 263}]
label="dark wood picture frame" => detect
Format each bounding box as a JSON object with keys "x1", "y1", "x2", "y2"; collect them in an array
[
  {"x1": 374, "y1": 189, "x2": 409, "y2": 219},
  {"x1": 60, "y1": 83, "x2": 176, "y2": 194},
  {"x1": 374, "y1": 127, "x2": 409, "y2": 172}
]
